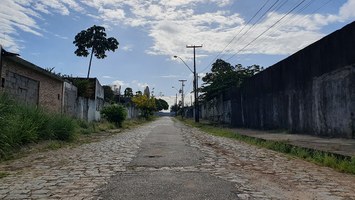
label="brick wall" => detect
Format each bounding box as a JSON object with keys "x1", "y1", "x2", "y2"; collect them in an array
[{"x1": 1, "y1": 56, "x2": 63, "y2": 113}]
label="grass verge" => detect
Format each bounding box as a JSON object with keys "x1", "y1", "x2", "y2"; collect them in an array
[
  {"x1": 179, "y1": 118, "x2": 355, "y2": 175},
  {"x1": 0, "y1": 93, "x2": 154, "y2": 162}
]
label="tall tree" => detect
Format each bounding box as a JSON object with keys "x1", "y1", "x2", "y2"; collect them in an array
[
  {"x1": 73, "y1": 25, "x2": 119, "y2": 78},
  {"x1": 201, "y1": 59, "x2": 263, "y2": 101},
  {"x1": 155, "y1": 98, "x2": 169, "y2": 111}
]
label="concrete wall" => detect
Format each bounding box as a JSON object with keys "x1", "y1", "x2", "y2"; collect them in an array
[
  {"x1": 74, "y1": 78, "x2": 104, "y2": 122},
  {"x1": 232, "y1": 21, "x2": 355, "y2": 138},
  {"x1": 63, "y1": 81, "x2": 78, "y2": 117},
  {"x1": 1, "y1": 56, "x2": 63, "y2": 113},
  {"x1": 126, "y1": 104, "x2": 139, "y2": 119},
  {"x1": 201, "y1": 93, "x2": 231, "y2": 124}
]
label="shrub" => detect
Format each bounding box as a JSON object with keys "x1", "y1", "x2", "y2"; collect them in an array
[{"x1": 101, "y1": 104, "x2": 127, "y2": 127}]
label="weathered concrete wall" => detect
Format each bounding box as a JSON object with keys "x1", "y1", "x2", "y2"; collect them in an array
[
  {"x1": 74, "y1": 78, "x2": 105, "y2": 122},
  {"x1": 233, "y1": 21, "x2": 355, "y2": 138},
  {"x1": 63, "y1": 81, "x2": 77, "y2": 117},
  {"x1": 201, "y1": 90, "x2": 232, "y2": 124},
  {"x1": 126, "y1": 104, "x2": 139, "y2": 119}
]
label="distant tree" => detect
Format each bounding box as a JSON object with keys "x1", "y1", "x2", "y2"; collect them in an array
[
  {"x1": 155, "y1": 98, "x2": 169, "y2": 111},
  {"x1": 73, "y1": 25, "x2": 119, "y2": 78},
  {"x1": 132, "y1": 93, "x2": 156, "y2": 119},
  {"x1": 135, "y1": 91, "x2": 142, "y2": 96},
  {"x1": 103, "y1": 85, "x2": 114, "y2": 102},
  {"x1": 201, "y1": 59, "x2": 262, "y2": 101},
  {"x1": 124, "y1": 87, "x2": 134, "y2": 97},
  {"x1": 170, "y1": 103, "x2": 180, "y2": 113}
]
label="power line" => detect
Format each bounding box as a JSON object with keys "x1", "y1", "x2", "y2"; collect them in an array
[
  {"x1": 205, "y1": 0, "x2": 272, "y2": 66},
  {"x1": 226, "y1": 0, "x2": 306, "y2": 61},
  {"x1": 234, "y1": 0, "x2": 334, "y2": 64},
  {"x1": 220, "y1": 0, "x2": 282, "y2": 59},
  {"x1": 199, "y1": 0, "x2": 281, "y2": 73}
]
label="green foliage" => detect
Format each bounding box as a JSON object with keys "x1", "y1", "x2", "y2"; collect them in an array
[
  {"x1": 101, "y1": 104, "x2": 127, "y2": 127},
  {"x1": 73, "y1": 25, "x2": 119, "y2": 78},
  {"x1": 0, "y1": 171, "x2": 9, "y2": 179},
  {"x1": 72, "y1": 79, "x2": 91, "y2": 98},
  {"x1": 103, "y1": 85, "x2": 114, "y2": 102},
  {"x1": 0, "y1": 94, "x2": 77, "y2": 160},
  {"x1": 135, "y1": 91, "x2": 142, "y2": 96},
  {"x1": 132, "y1": 94, "x2": 156, "y2": 119},
  {"x1": 201, "y1": 59, "x2": 263, "y2": 101},
  {"x1": 170, "y1": 103, "x2": 180, "y2": 113},
  {"x1": 73, "y1": 25, "x2": 119, "y2": 59},
  {"x1": 124, "y1": 87, "x2": 134, "y2": 97},
  {"x1": 155, "y1": 98, "x2": 169, "y2": 111},
  {"x1": 48, "y1": 114, "x2": 76, "y2": 141}
]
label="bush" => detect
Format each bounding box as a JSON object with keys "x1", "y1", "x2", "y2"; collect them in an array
[{"x1": 101, "y1": 104, "x2": 127, "y2": 127}]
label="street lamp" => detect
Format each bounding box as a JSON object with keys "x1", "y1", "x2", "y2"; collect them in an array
[
  {"x1": 173, "y1": 55, "x2": 199, "y2": 122},
  {"x1": 173, "y1": 56, "x2": 193, "y2": 73}
]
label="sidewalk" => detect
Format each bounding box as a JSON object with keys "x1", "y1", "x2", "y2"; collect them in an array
[{"x1": 232, "y1": 128, "x2": 355, "y2": 158}]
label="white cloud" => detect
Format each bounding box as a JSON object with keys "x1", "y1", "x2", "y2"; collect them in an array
[
  {"x1": 0, "y1": 0, "x2": 85, "y2": 52},
  {"x1": 339, "y1": 0, "x2": 355, "y2": 20},
  {"x1": 1, "y1": 0, "x2": 354, "y2": 57},
  {"x1": 98, "y1": 7, "x2": 125, "y2": 22},
  {"x1": 121, "y1": 44, "x2": 133, "y2": 51},
  {"x1": 54, "y1": 34, "x2": 68, "y2": 40},
  {"x1": 112, "y1": 80, "x2": 127, "y2": 87},
  {"x1": 160, "y1": 75, "x2": 180, "y2": 78}
]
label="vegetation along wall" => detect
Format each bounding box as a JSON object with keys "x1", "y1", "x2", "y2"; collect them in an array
[{"x1": 232, "y1": 21, "x2": 355, "y2": 138}]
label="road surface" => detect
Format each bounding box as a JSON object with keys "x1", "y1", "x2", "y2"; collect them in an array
[{"x1": 0, "y1": 117, "x2": 354, "y2": 199}]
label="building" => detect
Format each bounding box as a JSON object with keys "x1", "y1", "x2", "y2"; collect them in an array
[{"x1": 1, "y1": 49, "x2": 64, "y2": 113}]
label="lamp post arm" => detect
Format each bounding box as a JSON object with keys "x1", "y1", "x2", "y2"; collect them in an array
[{"x1": 174, "y1": 56, "x2": 193, "y2": 73}]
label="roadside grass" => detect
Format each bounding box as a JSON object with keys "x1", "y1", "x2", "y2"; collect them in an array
[
  {"x1": 0, "y1": 171, "x2": 9, "y2": 179},
  {"x1": 180, "y1": 118, "x2": 355, "y2": 175},
  {"x1": 0, "y1": 93, "x2": 154, "y2": 162}
]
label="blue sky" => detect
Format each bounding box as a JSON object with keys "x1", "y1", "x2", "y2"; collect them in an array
[{"x1": 1, "y1": 0, "x2": 354, "y2": 108}]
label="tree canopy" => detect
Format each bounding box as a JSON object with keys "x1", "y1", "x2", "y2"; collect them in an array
[
  {"x1": 103, "y1": 85, "x2": 114, "y2": 102},
  {"x1": 201, "y1": 59, "x2": 263, "y2": 101},
  {"x1": 155, "y1": 98, "x2": 169, "y2": 111},
  {"x1": 124, "y1": 87, "x2": 133, "y2": 97},
  {"x1": 132, "y1": 93, "x2": 156, "y2": 119},
  {"x1": 73, "y1": 25, "x2": 119, "y2": 78}
]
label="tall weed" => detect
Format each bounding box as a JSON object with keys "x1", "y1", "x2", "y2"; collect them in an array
[{"x1": 0, "y1": 93, "x2": 77, "y2": 159}]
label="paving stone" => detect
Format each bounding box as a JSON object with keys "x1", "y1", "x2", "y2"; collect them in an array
[{"x1": 1, "y1": 119, "x2": 354, "y2": 199}]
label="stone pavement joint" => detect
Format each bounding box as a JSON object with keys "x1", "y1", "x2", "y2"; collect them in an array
[{"x1": 1, "y1": 118, "x2": 354, "y2": 200}]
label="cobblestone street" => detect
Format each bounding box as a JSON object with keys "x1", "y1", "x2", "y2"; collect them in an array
[{"x1": 1, "y1": 117, "x2": 355, "y2": 199}]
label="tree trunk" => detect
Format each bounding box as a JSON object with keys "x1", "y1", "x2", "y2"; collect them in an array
[{"x1": 87, "y1": 47, "x2": 95, "y2": 79}]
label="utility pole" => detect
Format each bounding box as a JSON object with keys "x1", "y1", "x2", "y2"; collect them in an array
[
  {"x1": 186, "y1": 45, "x2": 202, "y2": 123},
  {"x1": 179, "y1": 79, "x2": 186, "y2": 118},
  {"x1": 175, "y1": 93, "x2": 178, "y2": 116}
]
